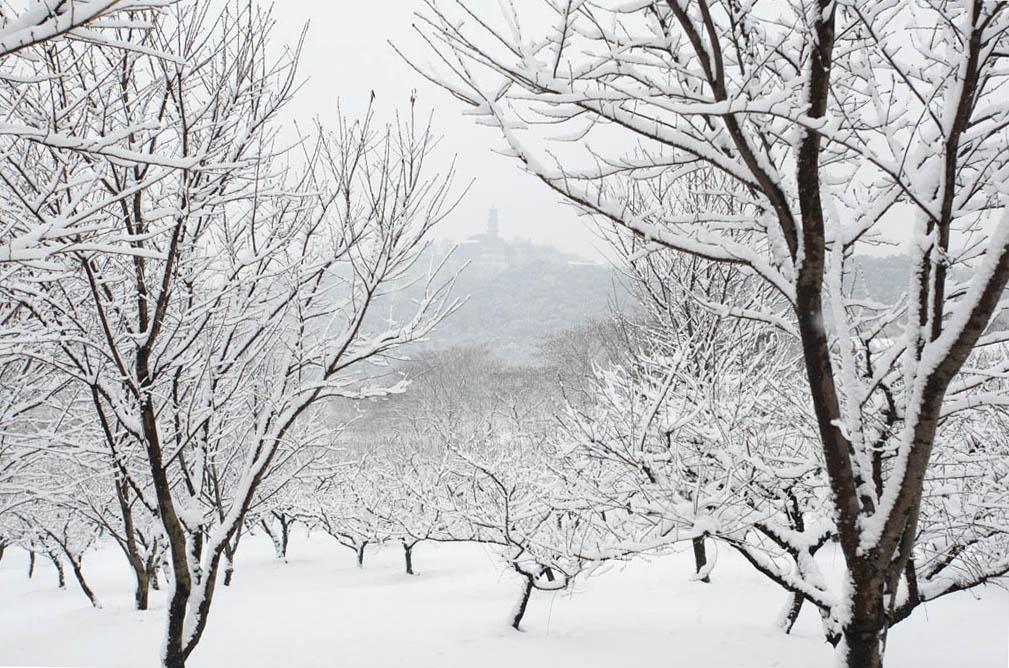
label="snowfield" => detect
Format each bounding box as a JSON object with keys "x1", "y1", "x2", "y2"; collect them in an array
[{"x1": 0, "y1": 533, "x2": 1005, "y2": 668}]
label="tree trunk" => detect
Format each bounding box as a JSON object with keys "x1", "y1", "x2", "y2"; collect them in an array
[
  {"x1": 840, "y1": 569, "x2": 885, "y2": 668},
  {"x1": 278, "y1": 514, "x2": 290, "y2": 561},
  {"x1": 262, "y1": 517, "x2": 286, "y2": 563},
  {"x1": 356, "y1": 541, "x2": 368, "y2": 568},
  {"x1": 134, "y1": 567, "x2": 150, "y2": 610},
  {"x1": 162, "y1": 574, "x2": 190, "y2": 668},
  {"x1": 223, "y1": 525, "x2": 242, "y2": 585},
  {"x1": 160, "y1": 542, "x2": 228, "y2": 668},
  {"x1": 163, "y1": 632, "x2": 186, "y2": 668},
  {"x1": 778, "y1": 592, "x2": 804, "y2": 634},
  {"x1": 511, "y1": 571, "x2": 534, "y2": 631},
  {"x1": 223, "y1": 552, "x2": 235, "y2": 587},
  {"x1": 0, "y1": 538, "x2": 6, "y2": 563},
  {"x1": 114, "y1": 477, "x2": 149, "y2": 609},
  {"x1": 67, "y1": 555, "x2": 101, "y2": 608},
  {"x1": 48, "y1": 550, "x2": 66, "y2": 589},
  {"x1": 158, "y1": 525, "x2": 193, "y2": 668},
  {"x1": 117, "y1": 539, "x2": 150, "y2": 610},
  {"x1": 27, "y1": 550, "x2": 35, "y2": 578},
  {"x1": 692, "y1": 536, "x2": 710, "y2": 583},
  {"x1": 148, "y1": 554, "x2": 161, "y2": 591},
  {"x1": 844, "y1": 628, "x2": 884, "y2": 668},
  {"x1": 403, "y1": 542, "x2": 414, "y2": 575}
]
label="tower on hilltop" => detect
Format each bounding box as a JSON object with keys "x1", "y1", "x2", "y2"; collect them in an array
[{"x1": 487, "y1": 205, "x2": 499, "y2": 239}]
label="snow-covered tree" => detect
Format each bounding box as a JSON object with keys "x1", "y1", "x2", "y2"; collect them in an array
[
  {"x1": 415, "y1": 3, "x2": 1009, "y2": 664},
  {"x1": 1, "y1": 4, "x2": 462, "y2": 666},
  {"x1": 436, "y1": 422, "x2": 601, "y2": 630},
  {"x1": 367, "y1": 443, "x2": 458, "y2": 575},
  {"x1": 297, "y1": 455, "x2": 394, "y2": 568},
  {"x1": 559, "y1": 247, "x2": 813, "y2": 575}
]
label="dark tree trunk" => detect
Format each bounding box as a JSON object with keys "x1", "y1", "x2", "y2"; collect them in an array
[
  {"x1": 160, "y1": 542, "x2": 192, "y2": 668},
  {"x1": 47, "y1": 550, "x2": 65, "y2": 589},
  {"x1": 138, "y1": 374, "x2": 196, "y2": 668},
  {"x1": 162, "y1": 569, "x2": 193, "y2": 668},
  {"x1": 780, "y1": 593, "x2": 804, "y2": 634},
  {"x1": 163, "y1": 630, "x2": 186, "y2": 668},
  {"x1": 28, "y1": 550, "x2": 35, "y2": 578},
  {"x1": 356, "y1": 541, "x2": 368, "y2": 568},
  {"x1": 117, "y1": 538, "x2": 150, "y2": 610},
  {"x1": 0, "y1": 538, "x2": 6, "y2": 563},
  {"x1": 223, "y1": 524, "x2": 243, "y2": 586},
  {"x1": 844, "y1": 627, "x2": 884, "y2": 667},
  {"x1": 511, "y1": 571, "x2": 534, "y2": 631},
  {"x1": 161, "y1": 541, "x2": 228, "y2": 668},
  {"x1": 134, "y1": 567, "x2": 150, "y2": 610},
  {"x1": 67, "y1": 555, "x2": 101, "y2": 608},
  {"x1": 113, "y1": 477, "x2": 149, "y2": 609},
  {"x1": 842, "y1": 567, "x2": 885, "y2": 668},
  {"x1": 148, "y1": 554, "x2": 161, "y2": 591},
  {"x1": 403, "y1": 542, "x2": 414, "y2": 575},
  {"x1": 278, "y1": 514, "x2": 290, "y2": 560},
  {"x1": 692, "y1": 536, "x2": 710, "y2": 583}
]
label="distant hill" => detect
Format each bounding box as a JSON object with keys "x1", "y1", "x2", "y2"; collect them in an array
[
  {"x1": 437, "y1": 256, "x2": 620, "y2": 364},
  {"x1": 849, "y1": 254, "x2": 998, "y2": 306},
  {"x1": 371, "y1": 213, "x2": 622, "y2": 366}
]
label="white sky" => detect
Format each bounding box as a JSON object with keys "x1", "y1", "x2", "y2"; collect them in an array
[{"x1": 270, "y1": 1, "x2": 608, "y2": 261}]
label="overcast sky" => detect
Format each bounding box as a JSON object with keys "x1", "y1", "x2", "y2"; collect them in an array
[{"x1": 270, "y1": 1, "x2": 608, "y2": 261}]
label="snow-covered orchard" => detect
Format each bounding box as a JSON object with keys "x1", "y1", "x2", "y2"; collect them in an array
[{"x1": 0, "y1": 1, "x2": 1008, "y2": 667}]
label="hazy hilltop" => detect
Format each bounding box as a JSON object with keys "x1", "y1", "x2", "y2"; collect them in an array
[{"x1": 414, "y1": 209, "x2": 621, "y2": 364}]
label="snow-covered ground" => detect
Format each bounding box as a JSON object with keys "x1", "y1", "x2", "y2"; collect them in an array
[{"x1": 0, "y1": 533, "x2": 1005, "y2": 668}]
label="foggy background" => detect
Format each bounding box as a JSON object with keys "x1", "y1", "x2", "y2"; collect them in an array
[{"x1": 271, "y1": 0, "x2": 608, "y2": 262}]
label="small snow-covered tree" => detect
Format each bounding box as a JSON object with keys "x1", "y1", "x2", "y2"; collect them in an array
[
  {"x1": 252, "y1": 499, "x2": 300, "y2": 565},
  {"x1": 11, "y1": 515, "x2": 66, "y2": 586},
  {"x1": 449, "y1": 428, "x2": 620, "y2": 631},
  {"x1": 298, "y1": 455, "x2": 394, "y2": 569},
  {"x1": 368, "y1": 444, "x2": 458, "y2": 575},
  {"x1": 406, "y1": 351, "x2": 628, "y2": 630},
  {"x1": 58, "y1": 405, "x2": 166, "y2": 610},
  {"x1": 31, "y1": 503, "x2": 103, "y2": 608}
]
